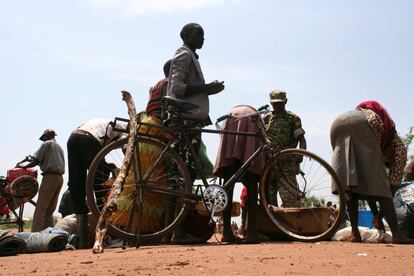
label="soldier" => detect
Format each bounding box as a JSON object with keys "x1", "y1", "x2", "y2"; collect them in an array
[{"x1": 265, "y1": 90, "x2": 307, "y2": 207}]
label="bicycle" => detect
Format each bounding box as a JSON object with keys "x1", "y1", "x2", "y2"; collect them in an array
[
  {"x1": 87, "y1": 91, "x2": 345, "y2": 253},
  {"x1": 0, "y1": 161, "x2": 38, "y2": 232}
]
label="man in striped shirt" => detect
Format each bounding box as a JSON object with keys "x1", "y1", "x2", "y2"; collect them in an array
[{"x1": 145, "y1": 60, "x2": 171, "y2": 119}]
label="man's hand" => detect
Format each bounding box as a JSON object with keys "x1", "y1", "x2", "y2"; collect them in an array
[
  {"x1": 295, "y1": 155, "x2": 304, "y2": 164},
  {"x1": 207, "y1": 80, "x2": 225, "y2": 95}
]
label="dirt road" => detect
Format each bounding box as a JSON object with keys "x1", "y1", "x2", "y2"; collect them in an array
[{"x1": 1, "y1": 238, "x2": 414, "y2": 275}]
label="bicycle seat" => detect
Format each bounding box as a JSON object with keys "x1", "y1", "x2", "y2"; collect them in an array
[{"x1": 162, "y1": 96, "x2": 200, "y2": 115}]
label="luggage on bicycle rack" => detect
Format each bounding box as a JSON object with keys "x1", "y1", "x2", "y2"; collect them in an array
[
  {"x1": 1, "y1": 168, "x2": 38, "y2": 211},
  {"x1": 256, "y1": 205, "x2": 331, "y2": 240},
  {"x1": 6, "y1": 168, "x2": 38, "y2": 182}
]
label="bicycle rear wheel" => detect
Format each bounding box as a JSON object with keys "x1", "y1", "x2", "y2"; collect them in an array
[
  {"x1": 259, "y1": 148, "x2": 345, "y2": 242},
  {"x1": 86, "y1": 136, "x2": 193, "y2": 243}
]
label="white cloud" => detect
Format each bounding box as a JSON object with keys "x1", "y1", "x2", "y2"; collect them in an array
[{"x1": 86, "y1": 0, "x2": 231, "y2": 15}]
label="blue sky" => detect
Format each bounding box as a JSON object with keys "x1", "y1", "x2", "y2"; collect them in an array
[{"x1": 1, "y1": 0, "x2": 413, "y2": 217}]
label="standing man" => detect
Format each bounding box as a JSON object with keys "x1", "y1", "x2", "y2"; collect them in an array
[
  {"x1": 167, "y1": 22, "x2": 225, "y2": 175},
  {"x1": 16, "y1": 129, "x2": 65, "y2": 232},
  {"x1": 67, "y1": 118, "x2": 125, "y2": 248},
  {"x1": 167, "y1": 23, "x2": 225, "y2": 244},
  {"x1": 167, "y1": 22, "x2": 225, "y2": 122},
  {"x1": 265, "y1": 90, "x2": 307, "y2": 207}
]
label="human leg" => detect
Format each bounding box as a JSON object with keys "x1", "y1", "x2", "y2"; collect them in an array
[
  {"x1": 266, "y1": 170, "x2": 278, "y2": 206},
  {"x1": 367, "y1": 198, "x2": 385, "y2": 232},
  {"x1": 170, "y1": 131, "x2": 205, "y2": 244},
  {"x1": 240, "y1": 206, "x2": 247, "y2": 236},
  {"x1": 67, "y1": 134, "x2": 89, "y2": 215},
  {"x1": 243, "y1": 172, "x2": 268, "y2": 244},
  {"x1": 68, "y1": 134, "x2": 101, "y2": 248},
  {"x1": 377, "y1": 197, "x2": 413, "y2": 243},
  {"x1": 31, "y1": 177, "x2": 50, "y2": 232},
  {"x1": 346, "y1": 193, "x2": 361, "y2": 242},
  {"x1": 221, "y1": 183, "x2": 235, "y2": 241},
  {"x1": 219, "y1": 164, "x2": 241, "y2": 243},
  {"x1": 278, "y1": 174, "x2": 301, "y2": 207},
  {"x1": 44, "y1": 175, "x2": 64, "y2": 228}
]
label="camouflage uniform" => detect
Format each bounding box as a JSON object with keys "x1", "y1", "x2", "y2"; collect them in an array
[{"x1": 265, "y1": 106, "x2": 305, "y2": 208}]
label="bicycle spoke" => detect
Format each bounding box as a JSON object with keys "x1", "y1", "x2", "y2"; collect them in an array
[
  {"x1": 86, "y1": 137, "x2": 192, "y2": 243},
  {"x1": 260, "y1": 148, "x2": 345, "y2": 242}
]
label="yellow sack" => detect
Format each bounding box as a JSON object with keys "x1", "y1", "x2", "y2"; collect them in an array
[{"x1": 110, "y1": 114, "x2": 168, "y2": 233}]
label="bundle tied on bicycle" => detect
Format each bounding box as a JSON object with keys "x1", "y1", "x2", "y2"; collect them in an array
[
  {"x1": 108, "y1": 113, "x2": 173, "y2": 234},
  {"x1": 91, "y1": 92, "x2": 195, "y2": 253},
  {"x1": 0, "y1": 168, "x2": 38, "y2": 211}
]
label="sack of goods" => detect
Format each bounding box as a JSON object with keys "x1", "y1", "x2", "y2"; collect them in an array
[
  {"x1": 6, "y1": 168, "x2": 37, "y2": 182},
  {"x1": 2, "y1": 168, "x2": 38, "y2": 210},
  {"x1": 393, "y1": 181, "x2": 414, "y2": 238}
]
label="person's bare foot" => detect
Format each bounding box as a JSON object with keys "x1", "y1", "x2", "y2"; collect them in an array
[
  {"x1": 350, "y1": 233, "x2": 362, "y2": 243},
  {"x1": 372, "y1": 216, "x2": 386, "y2": 232}
]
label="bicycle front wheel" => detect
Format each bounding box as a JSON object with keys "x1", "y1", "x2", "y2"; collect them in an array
[
  {"x1": 86, "y1": 136, "x2": 193, "y2": 243},
  {"x1": 259, "y1": 148, "x2": 345, "y2": 242}
]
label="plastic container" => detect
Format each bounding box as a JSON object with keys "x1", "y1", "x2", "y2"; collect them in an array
[{"x1": 358, "y1": 210, "x2": 373, "y2": 228}]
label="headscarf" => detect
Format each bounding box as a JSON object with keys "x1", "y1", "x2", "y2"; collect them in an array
[{"x1": 356, "y1": 100, "x2": 396, "y2": 150}]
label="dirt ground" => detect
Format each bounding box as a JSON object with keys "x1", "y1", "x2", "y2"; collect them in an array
[{"x1": 1, "y1": 234, "x2": 414, "y2": 276}]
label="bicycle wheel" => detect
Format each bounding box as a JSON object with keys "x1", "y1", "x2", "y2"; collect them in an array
[
  {"x1": 259, "y1": 148, "x2": 345, "y2": 242},
  {"x1": 86, "y1": 136, "x2": 193, "y2": 242}
]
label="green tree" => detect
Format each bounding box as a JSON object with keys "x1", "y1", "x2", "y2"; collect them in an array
[
  {"x1": 300, "y1": 196, "x2": 325, "y2": 207},
  {"x1": 401, "y1": 126, "x2": 414, "y2": 161}
]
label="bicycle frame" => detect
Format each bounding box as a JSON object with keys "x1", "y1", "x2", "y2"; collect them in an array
[
  {"x1": 131, "y1": 114, "x2": 267, "y2": 191},
  {"x1": 114, "y1": 111, "x2": 303, "y2": 204},
  {"x1": 92, "y1": 93, "x2": 345, "y2": 252}
]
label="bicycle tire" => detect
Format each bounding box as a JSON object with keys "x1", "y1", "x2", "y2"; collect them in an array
[
  {"x1": 86, "y1": 136, "x2": 193, "y2": 243},
  {"x1": 259, "y1": 148, "x2": 345, "y2": 242}
]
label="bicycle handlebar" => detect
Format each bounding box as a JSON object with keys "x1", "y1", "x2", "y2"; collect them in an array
[
  {"x1": 216, "y1": 104, "x2": 270, "y2": 123},
  {"x1": 257, "y1": 104, "x2": 269, "y2": 112},
  {"x1": 216, "y1": 114, "x2": 230, "y2": 123}
]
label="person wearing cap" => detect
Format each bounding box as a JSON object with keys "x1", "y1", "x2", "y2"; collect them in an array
[
  {"x1": 264, "y1": 90, "x2": 307, "y2": 207},
  {"x1": 16, "y1": 129, "x2": 65, "y2": 232}
]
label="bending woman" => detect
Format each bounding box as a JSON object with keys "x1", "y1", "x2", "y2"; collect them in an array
[{"x1": 330, "y1": 100, "x2": 410, "y2": 243}]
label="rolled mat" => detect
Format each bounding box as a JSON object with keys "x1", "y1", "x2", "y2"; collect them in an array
[
  {"x1": 0, "y1": 230, "x2": 26, "y2": 256},
  {"x1": 15, "y1": 232, "x2": 67, "y2": 253}
]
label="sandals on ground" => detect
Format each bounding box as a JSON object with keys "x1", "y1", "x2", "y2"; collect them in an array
[{"x1": 220, "y1": 235, "x2": 243, "y2": 244}]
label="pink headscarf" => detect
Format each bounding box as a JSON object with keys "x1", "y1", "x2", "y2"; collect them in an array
[{"x1": 356, "y1": 100, "x2": 396, "y2": 150}]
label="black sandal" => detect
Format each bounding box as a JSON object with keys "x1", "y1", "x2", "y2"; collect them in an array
[{"x1": 220, "y1": 235, "x2": 243, "y2": 244}]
